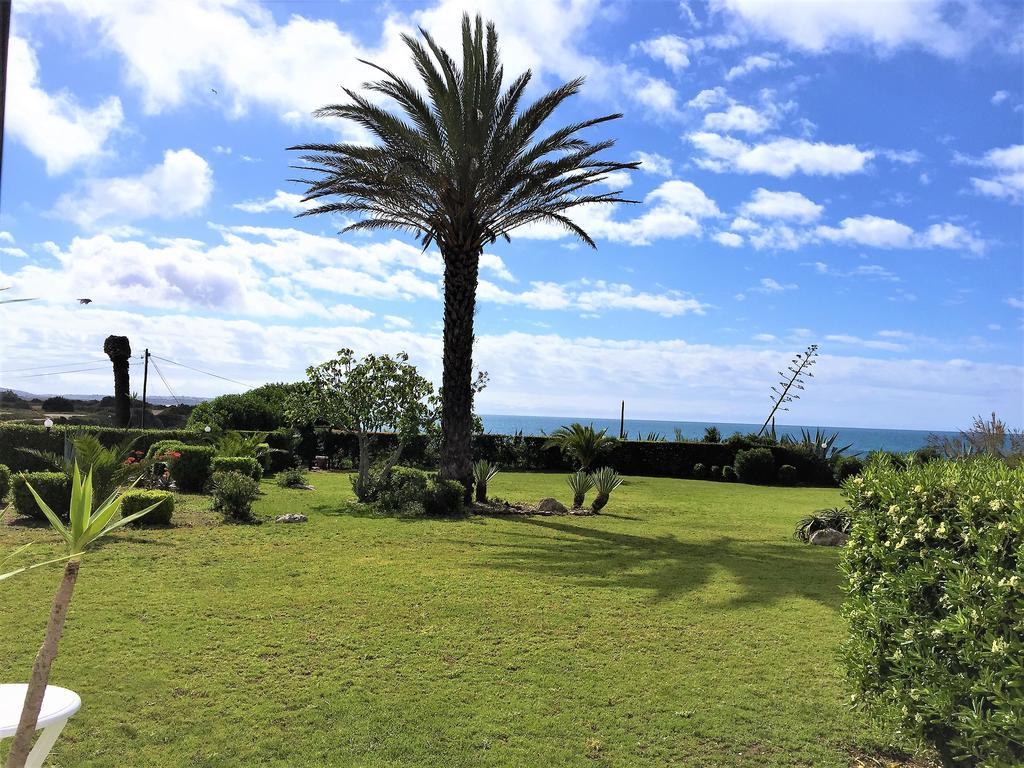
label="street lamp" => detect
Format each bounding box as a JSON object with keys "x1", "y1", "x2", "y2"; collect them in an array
[
  {"x1": 43, "y1": 418, "x2": 53, "y2": 433},
  {"x1": 204, "y1": 425, "x2": 212, "y2": 433}
]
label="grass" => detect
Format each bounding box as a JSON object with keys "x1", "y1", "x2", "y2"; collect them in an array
[{"x1": 0, "y1": 472, "x2": 916, "y2": 767}]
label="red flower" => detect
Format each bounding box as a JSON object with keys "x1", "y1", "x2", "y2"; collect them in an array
[{"x1": 123, "y1": 457, "x2": 136, "y2": 465}]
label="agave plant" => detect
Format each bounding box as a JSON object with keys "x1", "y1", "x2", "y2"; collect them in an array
[
  {"x1": 794, "y1": 506, "x2": 853, "y2": 542},
  {"x1": 0, "y1": 541, "x2": 72, "y2": 584},
  {"x1": 636, "y1": 431, "x2": 666, "y2": 442},
  {"x1": 702, "y1": 426, "x2": 722, "y2": 443},
  {"x1": 4, "y1": 465, "x2": 161, "y2": 768},
  {"x1": 590, "y1": 467, "x2": 623, "y2": 514},
  {"x1": 792, "y1": 428, "x2": 852, "y2": 463},
  {"x1": 567, "y1": 470, "x2": 595, "y2": 509},
  {"x1": 472, "y1": 459, "x2": 499, "y2": 503},
  {"x1": 543, "y1": 423, "x2": 615, "y2": 470}
]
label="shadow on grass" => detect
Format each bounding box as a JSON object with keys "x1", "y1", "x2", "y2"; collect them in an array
[
  {"x1": 458, "y1": 516, "x2": 844, "y2": 607},
  {"x1": 312, "y1": 501, "x2": 482, "y2": 524}
]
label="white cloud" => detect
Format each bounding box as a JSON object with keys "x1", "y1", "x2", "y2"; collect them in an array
[
  {"x1": 213, "y1": 145, "x2": 232, "y2": 154},
  {"x1": 631, "y1": 151, "x2": 674, "y2": 177},
  {"x1": 383, "y1": 315, "x2": 413, "y2": 329},
  {"x1": 233, "y1": 190, "x2": 314, "y2": 215},
  {"x1": 713, "y1": 231, "x2": 743, "y2": 247},
  {"x1": 753, "y1": 333, "x2": 776, "y2": 342},
  {"x1": 815, "y1": 215, "x2": 985, "y2": 254},
  {"x1": 960, "y1": 144, "x2": 1024, "y2": 203},
  {"x1": 687, "y1": 87, "x2": 731, "y2": 110},
  {"x1": 725, "y1": 52, "x2": 791, "y2": 80},
  {"x1": 1007, "y1": 297, "x2": 1024, "y2": 310},
  {"x1": 740, "y1": 188, "x2": 823, "y2": 222},
  {"x1": 54, "y1": 149, "x2": 213, "y2": 229},
  {"x1": 753, "y1": 277, "x2": 797, "y2": 293},
  {"x1": 634, "y1": 34, "x2": 695, "y2": 71},
  {"x1": 882, "y1": 149, "x2": 923, "y2": 165},
  {"x1": 712, "y1": 0, "x2": 996, "y2": 58},
  {"x1": 703, "y1": 104, "x2": 773, "y2": 134},
  {"x1": 479, "y1": 253, "x2": 515, "y2": 282},
  {"x1": 7, "y1": 36, "x2": 123, "y2": 174},
  {"x1": 991, "y1": 90, "x2": 1010, "y2": 105},
  {"x1": 598, "y1": 170, "x2": 634, "y2": 190},
  {"x1": 688, "y1": 132, "x2": 874, "y2": 177},
  {"x1": 479, "y1": 278, "x2": 707, "y2": 317},
  {"x1": 824, "y1": 334, "x2": 905, "y2": 352},
  {"x1": 811, "y1": 262, "x2": 900, "y2": 282}
]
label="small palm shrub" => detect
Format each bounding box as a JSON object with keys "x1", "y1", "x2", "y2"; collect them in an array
[
  {"x1": 277, "y1": 467, "x2": 308, "y2": 488},
  {"x1": 841, "y1": 456, "x2": 1023, "y2": 767},
  {"x1": 211, "y1": 456, "x2": 263, "y2": 481},
  {"x1": 567, "y1": 470, "x2": 595, "y2": 509},
  {"x1": 833, "y1": 455, "x2": 864, "y2": 483},
  {"x1": 472, "y1": 460, "x2": 499, "y2": 503},
  {"x1": 120, "y1": 490, "x2": 174, "y2": 525},
  {"x1": 734, "y1": 448, "x2": 775, "y2": 485},
  {"x1": 12, "y1": 472, "x2": 71, "y2": 521},
  {"x1": 590, "y1": 467, "x2": 623, "y2": 514},
  {"x1": 0, "y1": 463, "x2": 10, "y2": 502},
  {"x1": 702, "y1": 426, "x2": 721, "y2": 443},
  {"x1": 722, "y1": 465, "x2": 737, "y2": 482},
  {"x1": 543, "y1": 423, "x2": 615, "y2": 470},
  {"x1": 210, "y1": 470, "x2": 260, "y2": 521},
  {"x1": 794, "y1": 506, "x2": 852, "y2": 542},
  {"x1": 693, "y1": 462, "x2": 708, "y2": 479},
  {"x1": 777, "y1": 464, "x2": 798, "y2": 485},
  {"x1": 171, "y1": 446, "x2": 216, "y2": 492}
]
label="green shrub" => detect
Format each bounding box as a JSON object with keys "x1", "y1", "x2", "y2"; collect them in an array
[
  {"x1": 710, "y1": 464, "x2": 721, "y2": 479},
  {"x1": 120, "y1": 489, "x2": 174, "y2": 525},
  {"x1": 210, "y1": 470, "x2": 260, "y2": 521},
  {"x1": 12, "y1": 472, "x2": 71, "y2": 521},
  {"x1": 913, "y1": 445, "x2": 942, "y2": 464},
  {"x1": 211, "y1": 456, "x2": 263, "y2": 481},
  {"x1": 0, "y1": 463, "x2": 10, "y2": 502},
  {"x1": 276, "y1": 467, "x2": 308, "y2": 488},
  {"x1": 171, "y1": 446, "x2": 216, "y2": 492},
  {"x1": 833, "y1": 455, "x2": 864, "y2": 483},
  {"x1": 423, "y1": 477, "x2": 464, "y2": 517},
  {"x1": 734, "y1": 448, "x2": 775, "y2": 485},
  {"x1": 722, "y1": 465, "x2": 737, "y2": 482},
  {"x1": 146, "y1": 439, "x2": 187, "y2": 459},
  {"x1": 693, "y1": 462, "x2": 708, "y2": 479},
  {"x1": 841, "y1": 457, "x2": 1023, "y2": 767},
  {"x1": 377, "y1": 466, "x2": 431, "y2": 515},
  {"x1": 777, "y1": 464, "x2": 798, "y2": 485}
]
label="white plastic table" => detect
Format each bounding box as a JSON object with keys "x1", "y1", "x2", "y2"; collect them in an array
[{"x1": 0, "y1": 684, "x2": 80, "y2": 768}]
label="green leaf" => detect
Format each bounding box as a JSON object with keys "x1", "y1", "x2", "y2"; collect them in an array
[{"x1": 25, "y1": 481, "x2": 72, "y2": 546}]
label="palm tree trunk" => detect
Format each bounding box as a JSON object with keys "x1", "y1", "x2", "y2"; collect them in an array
[
  {"x1": 5, "y1": 560, "x2": 80, "y2": 768},
  {"x1": 439, "y1": 248, "x2": 480, "y2": 502},
  {"x1": 103, "y1": 335, "x2": 131, "y2": 428}
]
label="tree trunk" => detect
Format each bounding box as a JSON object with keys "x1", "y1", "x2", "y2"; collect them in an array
[
  {"x1": 439, "y1": 248, "x2": 480, "y2": 502},
  {"x1": 591, "y1": 493, "x2": 609, "y2": 514},
  {"x1": 5, "y1": 560, "x2": 80, "y2": 768},
  {"x1": 103, "y1": 335, "x2": 131, "y2": 428},
  {"x1": 475, "y1": 482, "x2": 486, "y2": 504}
]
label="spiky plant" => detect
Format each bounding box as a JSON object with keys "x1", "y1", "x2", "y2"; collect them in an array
[
  {"x1": 4, "y1": 465, "x2": 160, "y2": 768},
  {"x1": 758, "y1": 344, "x2": 819, "y2": 436},
  {"x1": 794, "y1": 506, "x2": 853, "y2": 542},
  {"x1": 543, "y1": 423, "x2": 616, "y2": 470},
  {"x1": 19, "y1": 432, "x2": 148, "y2": 505},
  {"x1": 590, "y1": 466, "x2": 623, "y2": 514},
  {"x1": 567, "y1": 470, "x2": 594, "y2": 509},
  {"x1": 290, "y1": 14, "x2": 637, "y2": 498},
  {"x1": 472, "y1": 459, "x2": 499, "y2": 503}
]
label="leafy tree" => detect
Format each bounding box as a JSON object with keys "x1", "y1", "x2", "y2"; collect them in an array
[
  {"x1": 290, "y1": 14, "x2": 636, "y2": 495},
  {"x1": 187, "y1": 383, "x2": 302, "y2": 431},
  {"x1": 543, "y1": 423, "x2": 615, "y2": 471},
  {"x1": 41, "y1": 396, "x2": 74, "y2": 412},
  {"x1": 285, "y1": 349, "x2": 434, "y2": 500}
]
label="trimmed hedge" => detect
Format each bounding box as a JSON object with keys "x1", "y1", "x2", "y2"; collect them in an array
[
  {"x1": 841, "y1": 456, "x2": 1023, "y2": 767},
  {"x1": 171, "y1": 446, "x2": 216, "y2": 492},
  {"x1": 211, "y1": 457, "x2": 263, "y2": 481},
  {"x1": 120, "y1": 489, "x2": 174, "y2": 525},
  {"x1": 777, "y1": 464, "x2": 798, "y2": 485},
  {"x1": 12, "y1": 472, "x2": 71, "y2": 521},
  {"x1": 734, "y1": 448, "x2": 775, "y2": 485},
  {"x1": 0, "y1": 463, "x2": 10, "y2": 502}
]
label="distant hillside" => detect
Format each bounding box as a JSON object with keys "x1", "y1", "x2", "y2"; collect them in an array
[{"x1": 4, "y1": 389, "x2": 208, "y2": 406}]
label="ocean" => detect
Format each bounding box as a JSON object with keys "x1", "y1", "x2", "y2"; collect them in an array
[{"x1": 478, "y1": 414, "x2": 960, "y2": 456}]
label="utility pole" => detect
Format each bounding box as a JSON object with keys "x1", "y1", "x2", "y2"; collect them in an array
[
  {"x1": 141, "y1": 349, "x2": 150, "y2": 429},
  {"x1": 619, "y1": 400, "x2": 625, "y2": 439}
]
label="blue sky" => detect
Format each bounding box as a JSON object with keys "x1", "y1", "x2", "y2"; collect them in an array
[{"x1": 1, "y1": 0, "x2": 1022, "y2": 430}]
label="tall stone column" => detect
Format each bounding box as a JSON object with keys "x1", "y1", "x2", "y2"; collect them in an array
[{"x1": 103, "y1": 335, "x2": 132, "y2": 427}]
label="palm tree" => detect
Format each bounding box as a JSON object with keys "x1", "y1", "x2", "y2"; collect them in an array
[
  {"x1": 290, "y1": 14, "x2": 637, "y2": 496},
  {"x1": 543, "y1": 423, "x2": 616, "y2": 471}
]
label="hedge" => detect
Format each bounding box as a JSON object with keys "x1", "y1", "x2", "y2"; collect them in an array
[
  {"x1": 12, "y1": 472, "x2": 71, "y2": 521},
  {"x1": 211, "y1": 457, "x2": 263, "y2": 481},
  {"x1": 120, "y1": 489, "x2": 174, "y2": 525},
  {"x1": 171, "y1": 446, "x2": 217, "y2": 492},
  {"x1": 841, "y1": 456, "x2": 1023, "y2": 767},
  {"x1": 0, "y1": 463, "x2": 10, "y2": 503}
]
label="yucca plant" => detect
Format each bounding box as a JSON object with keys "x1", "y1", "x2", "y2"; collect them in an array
[
  {"x1": 794, "y1": 506, "x2": 852, "y2": 542},
  {"x1": 472, "y1": 459, "x2": 499, "y2": 503},
  {"x1": 290, "y1": 13, "x2": 637, "y2": 495},
  {"x1": 543, "y1": 423, "x2": 616, "y2": 470},
  {"x1": 590, "y1": 467, "x2": 623, "y2": 514},
  {"x1": 567, "y1": 470, "x2": 594, "y2": 509},
  {"x1": 4, "y1": 464, "x2": 161, "y2": 768}
]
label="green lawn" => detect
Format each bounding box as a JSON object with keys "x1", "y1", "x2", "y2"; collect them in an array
[{"x1": 1, "y1": 472, "x2": 909, "y2": 767}]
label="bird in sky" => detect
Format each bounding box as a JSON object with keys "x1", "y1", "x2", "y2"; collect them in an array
[
  {"x1": 211, "y1": 88, "x2": 218, "y2": 94},
  {"x1": 77, "y1": 298, "x2": 92, "y2": 304}
]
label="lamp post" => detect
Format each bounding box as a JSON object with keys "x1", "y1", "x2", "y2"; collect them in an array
[{"x1": 43, "y1": 418, "x2": 53, "y2": 433}]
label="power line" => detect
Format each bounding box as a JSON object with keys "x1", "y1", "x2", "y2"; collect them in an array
[
  {"x1": 150, "y1": 355, "x2": 250, "y2": 388},
  {"x1": 6, "y1": 363, "x2": 136, "y2": 380},
  {"x1": 149, "y1": 359, "x2": 181, "y2": 406},
  {"x1": 2, "y1": 359, "x2": 110, "y2": 373}
]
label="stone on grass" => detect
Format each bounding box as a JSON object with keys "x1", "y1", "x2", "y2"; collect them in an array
[
  {"x1": 536, "y1": 497, "x2": 568, "y2": 514},
  {"x1": 809, "y1": 529, "x2": 848, "y2": 546},
  {"x1": 275, "y1": 513, "x2": 308, "y2": 523}
]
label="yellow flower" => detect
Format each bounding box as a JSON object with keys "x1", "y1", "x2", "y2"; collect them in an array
[
  {"x1": 991, "y1": 638, "x2": 1009, "y2": 654},
  {"x1": 989, "y1": 499, "x2": 1002, "y2": 511}
]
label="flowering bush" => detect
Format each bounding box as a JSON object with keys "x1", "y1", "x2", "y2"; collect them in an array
[{"x1": 840, "y1": 455, "x2": 1023, "y2": 767}]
